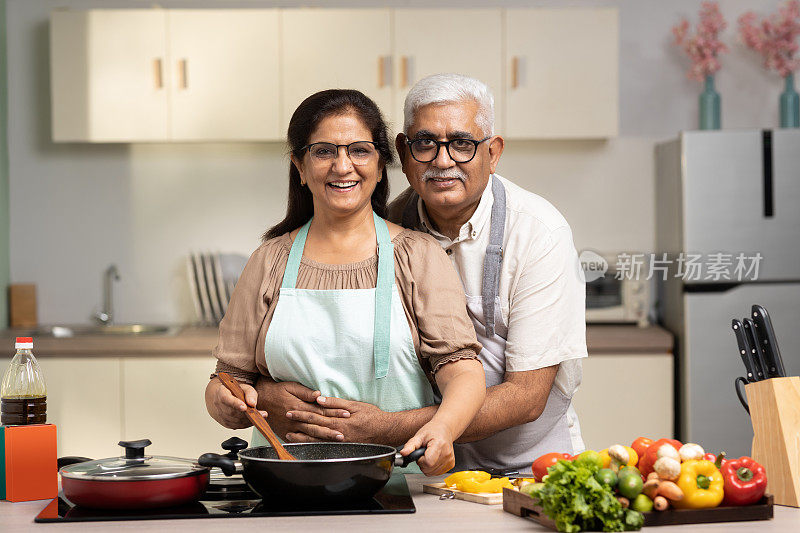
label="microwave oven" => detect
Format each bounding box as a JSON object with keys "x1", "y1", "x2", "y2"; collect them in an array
[{"x1": 583, "y1": 252, "x2": 650, "y2": 327}]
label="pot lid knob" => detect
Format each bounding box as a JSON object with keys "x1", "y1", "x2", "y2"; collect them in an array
[
  {"x1": 118, "y1": 439, "x2": 152, "y2": 459},
  {"x1": 221, "y1": 437, "x2": 248, "y2": 459}
]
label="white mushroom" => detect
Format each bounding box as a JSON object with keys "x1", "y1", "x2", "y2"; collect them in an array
[
  {"x1": 608, "y1": 444, "x2": 630, "y2": 471},
  {"x1": 654, "y1": 457, "x2": 681, "y2": 481},
  {"x1": 656, "y1": 444, "x2": 680, "y2": 461},
  {"x1": 678, "y1": 443, "x2": 705, "y2": 462}
]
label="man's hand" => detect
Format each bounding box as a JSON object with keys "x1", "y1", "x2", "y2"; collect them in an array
[
  {"x1": 253, "y1": 379, "x2": 350, "y2": 441},
  {"x1": 284, "y1": 396, "x2": 395, "y2": 445},
  {"x1": 205, "y1": 377, "x2": 268, "y2": 429},
  {"x1": 399, "y1": 420, "x2": 455, "y2": 476}
]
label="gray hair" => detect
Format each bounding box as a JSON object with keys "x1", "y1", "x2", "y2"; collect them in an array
[{"x1": 403, "y1": 73, "x2": 495, "y2": 137}]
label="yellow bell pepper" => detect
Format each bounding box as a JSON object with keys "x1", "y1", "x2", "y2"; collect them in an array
[
  {"x1": 673, "y1": 459, "x2": 724, "y2": 509},
  {"x1": 456, "y1": 477, "x2": 514, "y2": 493},
  {"x1": 599, "y1": 446, "x2": 638, "y2": 468},
  {"x1": 444, "y1": 470, "x2": 490, "y2": 487}
]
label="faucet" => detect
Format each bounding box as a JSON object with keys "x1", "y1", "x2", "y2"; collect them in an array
[{"x1": 93, "y1": 264, "x2": 120, "y2": 325}]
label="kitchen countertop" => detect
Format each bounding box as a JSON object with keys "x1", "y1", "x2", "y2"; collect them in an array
[
  {"x1": 2, "y1": 474, "x2": 797, "y2": 532},
  {"x1": 1, "y1": 325, "x2": 673, "y2": 357}
]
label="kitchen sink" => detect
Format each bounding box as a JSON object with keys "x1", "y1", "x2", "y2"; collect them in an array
[{"x1": 27, "y1": 324, "x2": 179, "y2": 337}]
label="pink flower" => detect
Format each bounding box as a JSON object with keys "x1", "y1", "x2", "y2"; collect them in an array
[
  {"x1": 739, "y1": 0, "x2": 800, "y2": 78},
  {"x1": 672, "y1": 2, "x2": 729, "y2": 82}
]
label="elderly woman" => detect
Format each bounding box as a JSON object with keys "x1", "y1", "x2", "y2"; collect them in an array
[{"x1": 205, "y1": 89, "x2": 485, "y2": 475}]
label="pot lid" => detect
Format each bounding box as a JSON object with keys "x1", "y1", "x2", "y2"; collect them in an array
[{"x1": 59, "y1": 439, "x2": 208, "y2": 481}]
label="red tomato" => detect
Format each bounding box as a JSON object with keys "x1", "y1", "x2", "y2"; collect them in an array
[
  {"x1": 630, "y1": 437, "x2": 653, "y2": 464},
  {"x1": 532, "y1": 452, "x2": 568, "y2": 481}
]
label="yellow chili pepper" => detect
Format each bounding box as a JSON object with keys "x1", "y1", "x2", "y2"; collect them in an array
[
  {"x1": 599, "y1": 446, "x2": 638, "y2": 468},
  {"x1": 673, "y1": 459, "x2": 724, "y2": 509},
  {"x1": 444, "y1": 470, "x2": 490, "y2": 487}
]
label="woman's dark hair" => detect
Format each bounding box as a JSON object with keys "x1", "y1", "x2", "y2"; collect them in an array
[{"x1": 263, "y1": 89, "x2": 393, "y2": 241}]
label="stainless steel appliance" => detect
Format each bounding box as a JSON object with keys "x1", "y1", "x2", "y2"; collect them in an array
[
  {"x1": 656, "y1": 129, "x2": 800, "y2": 457},
  {"x1": 584, "y1": 252, "x2": 650, "y2": 327}
]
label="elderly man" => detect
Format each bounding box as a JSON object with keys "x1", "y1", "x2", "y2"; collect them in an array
[{"x1": 255, "y1": 74, "x2": 587, "y2": 471}]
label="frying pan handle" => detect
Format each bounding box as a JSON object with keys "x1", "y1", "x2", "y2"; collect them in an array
[
  {"x1": 198, "y1": 453, "x2": 237, "y2": 476},
  {"x1": 394, "y1": 447, "x2": 427, "y2": 467}
]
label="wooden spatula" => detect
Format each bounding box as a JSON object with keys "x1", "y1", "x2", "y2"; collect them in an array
[{"x1": 217, "y1": 372, "x2": 297, "y2": 460}]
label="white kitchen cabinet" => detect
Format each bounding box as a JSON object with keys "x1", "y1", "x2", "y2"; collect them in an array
[
  {"x1": 393, "y1": 10, "x2": 503, "y2": 133},
  {"x1": 121, "y1": 356, "x2": 250, "y2": 458},
  {"x1": 36, "y1": 357, "x2": 123, "y2": 459},
  {"x1": 572, "y1": 353, "x2": 673, "y2": 450},
  {"x1": 50, "y1": 9, "x2": 282, "y2": 142},
  {"x1": 280, "y1": 9, "x2": 393, "y2": 130},
  {"x1": 168, "y1": 10, "x2": 281, "y2": 141},
  {"x1": 505, "y1": 8, "x2": 619, "y2": 139},
  {"x1": 51, "y1": 10, "x2": 169, "y2": 142}
]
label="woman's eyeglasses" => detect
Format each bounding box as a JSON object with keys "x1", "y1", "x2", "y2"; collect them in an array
[
  {"x1": 406, "y1": 136, "x2": 491, "y2": 163},
  {"x1": 302, "y1": 141, "x2": 379, "y2": 166}
]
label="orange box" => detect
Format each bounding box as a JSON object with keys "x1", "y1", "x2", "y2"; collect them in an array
[{"x1": 3, "y1": 424, "x2": 58, "y2": 502}]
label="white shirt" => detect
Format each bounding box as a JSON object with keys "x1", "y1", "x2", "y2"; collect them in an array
[{"x1": 415, "y1": 174, "x2": 587, "y2": 451}]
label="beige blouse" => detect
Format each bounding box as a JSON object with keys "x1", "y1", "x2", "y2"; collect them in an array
[{"x1": 213, "y1": 228, "x2": 482, "y2": 386}]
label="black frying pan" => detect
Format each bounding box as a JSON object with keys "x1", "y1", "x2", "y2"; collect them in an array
[{"x1": 199, "y1": 442, "x2": 424, "y2": 503}]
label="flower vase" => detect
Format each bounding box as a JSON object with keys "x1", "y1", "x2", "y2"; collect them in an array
[
  {"x1": 780, "y1": 72, "x2": 799, "y2": 128},
  {"x1": 699, "y1": 75, "x2": 721, "y2": 130}
]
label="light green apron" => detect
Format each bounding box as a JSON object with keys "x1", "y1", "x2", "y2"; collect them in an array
[{"x1": 252, "y1": 213, "x2": 434, "y2": 471}]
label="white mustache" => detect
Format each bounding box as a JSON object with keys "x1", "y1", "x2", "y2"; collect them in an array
[{"x1": 422, "y1": 168, "x2": 468, "y2": 182}]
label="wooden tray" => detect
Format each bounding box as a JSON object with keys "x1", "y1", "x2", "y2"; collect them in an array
[
  {"x1": 503, "y1": 487, "x2": 774, "y2": 528},
  {"x1": 422, "y1": 482, "x2": 506, "y2": 505}
]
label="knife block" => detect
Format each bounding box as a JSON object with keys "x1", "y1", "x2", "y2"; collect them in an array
[{"x1": 745, "y1": 377, "x2": 800, "y2": 507}]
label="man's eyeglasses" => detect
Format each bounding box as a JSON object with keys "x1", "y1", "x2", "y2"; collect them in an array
[
  {"x1": 301, "y1": 141, "x2": 379, "y2": 166},
  {"x1": 406, "y1": 136, "x2": 491, "y2": 163}
]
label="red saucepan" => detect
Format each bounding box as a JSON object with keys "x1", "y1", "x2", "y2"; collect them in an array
[{"x1": 59, "y1": 439, "x2": 209, "y2": 509}]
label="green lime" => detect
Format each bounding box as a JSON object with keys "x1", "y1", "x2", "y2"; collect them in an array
[
  {"x1": 574, "y1": 450, "x2": 603, "y2": 470},
  {"x1": 617, "y1": 472, "x2": 644, "y2": 499},
  {"x1": 631, "y1": 493, "x2": 654, "y2": 513},
  {"x1": 594, "y1": 468, "x2": 618, "y2": 488},
  {"x1": 520, "y1": 482, "x2": 544, "y2": 497},
  {"x1": 619, "y1": 466, "x2": 641, "y2": 477}
]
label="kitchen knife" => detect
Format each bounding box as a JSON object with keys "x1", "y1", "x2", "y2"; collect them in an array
[
  {"x1": 731, "y1": 319, "x2": 757, "y2": 382},
  {"x1": 743, "y1": 318, "x2": 767, "y2": 381},
  {"x1": 751, "y1": 304, "x2": 787, "y2": 378}
]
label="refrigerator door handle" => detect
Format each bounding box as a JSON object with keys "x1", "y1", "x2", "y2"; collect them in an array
[{"x1": 761, "y1": 130, "x2": 774, "y2": 218}]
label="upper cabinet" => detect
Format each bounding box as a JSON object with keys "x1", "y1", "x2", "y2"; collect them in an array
[
  {"x1": 51, "y1": 10, "x2": 169, "y2": 142},
  {"x1": 168, "y1": 10, "x2": 280, "y2": 141},
  {"x1": 50, "y1": 9, "x2": 282, "y2": 142},
  {"x1": 393, "y1": 10, "x2": 503, "y2": 134},
  {"x1": 50, "y1": 7, "x2": 618, "y2": 142},
  {"x1": 505, "y1": 8, "x2": 619, "y2": 139},
  {"x1": 280, "y1": 9, "x2": 393, "y2": 131}
]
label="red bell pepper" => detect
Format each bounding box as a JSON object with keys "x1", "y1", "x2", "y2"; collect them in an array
[
  {"x1": 720, "y1": 456, "x2": 767, "y2": 506},
  {"x1": 639, "y1": 438, "x2": 682, "y2": 477}
]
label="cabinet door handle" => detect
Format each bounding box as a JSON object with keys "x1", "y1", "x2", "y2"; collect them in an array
[
  {"x1": 378, "y1": 56, "x2": 392, "y2": 88},
  {"x1": 179, "y1": 59, "x2": 188, "y2": 89},
  {"x1": 511, "y1": 56, "x2": 519, "y2": 89},
  {"x1": 401, "y1": 56, "x2": 409, "y2": 88},
  {"x1": 153, "y1": 58, "x2": 163, "y2": 89}
]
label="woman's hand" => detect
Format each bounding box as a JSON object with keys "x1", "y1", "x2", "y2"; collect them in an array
[
  {"x1": 399, "y1": 420, "x2": 455, "y2": 476},
  {"x1": 205, "y1": 377, "x2": 268, "y2": 429}
]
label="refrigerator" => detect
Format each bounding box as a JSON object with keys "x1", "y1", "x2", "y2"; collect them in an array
[{"x1": 655, "y1": 129, "x2": 800, "y2": 458}]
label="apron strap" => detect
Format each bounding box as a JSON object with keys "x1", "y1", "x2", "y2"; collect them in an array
[
  {"x1": 281, "y1": 218, "x2": 312, "y2": 289},
  {"x1": 482, "y1": 175, "x2": 506, "y2": 337},
  {"x1": 373, "y1": 212, "x2": 393, "y2": 379}
]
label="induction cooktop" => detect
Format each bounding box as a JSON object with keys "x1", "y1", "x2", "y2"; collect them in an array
[{"x1": 35, "y1": 473, "x2": 415, "y2": 523}]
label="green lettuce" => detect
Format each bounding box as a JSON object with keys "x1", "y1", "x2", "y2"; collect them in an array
[{"x1": 532, "y1": 460, "x2": 644, "y2": 532}]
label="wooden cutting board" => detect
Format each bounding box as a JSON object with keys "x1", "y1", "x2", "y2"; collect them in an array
[{"x1": 422, "y1": 482, "x2": 507, "y2": 505}]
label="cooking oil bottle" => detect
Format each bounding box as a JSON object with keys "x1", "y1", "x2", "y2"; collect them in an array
[{"x1": 1, "y1": 337, "x2": 47, "y2": 425}]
